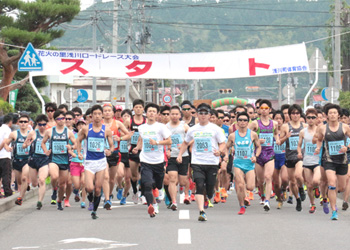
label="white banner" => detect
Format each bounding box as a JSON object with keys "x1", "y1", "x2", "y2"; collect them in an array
[{"x1": 30, "y1": 43, "x2": 309, "y2": 79}]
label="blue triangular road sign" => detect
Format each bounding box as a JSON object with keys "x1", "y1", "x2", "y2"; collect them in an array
[{"x1": 18, "y1": 42, "x2": 43, "y2": 71}]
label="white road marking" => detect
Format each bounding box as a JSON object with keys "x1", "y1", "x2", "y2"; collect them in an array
[
  {"x1": 178, "y1": 229, "x2": 191, "y2": 244},
  {"x1": 12, "y1": 247, "x2": 40, "y2": 250},
  {"x1": 179, "y1": 210, "x2": 190, "y2": 220}
]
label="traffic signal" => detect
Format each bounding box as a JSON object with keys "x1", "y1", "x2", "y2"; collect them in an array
[{"x1": 219, "y1": 89, "x2": 232, "y2": 94}]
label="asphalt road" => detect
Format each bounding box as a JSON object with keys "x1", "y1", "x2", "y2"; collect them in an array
[{"x1": 1, "y1": 189, "x2": 349, "y2": 250}]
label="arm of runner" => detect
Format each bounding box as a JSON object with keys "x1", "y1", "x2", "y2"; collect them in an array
[
  {"x1": 297, "y1": 129, "x2": 304, "y2": 159},
  {"x1": 132, "y1": 137, "x2": 142, "y2": 154},
  {"x1": 41, "y1": 129, "x2": 51, "y2": 156},
  {"x1": 22, "y1": 130, "x2": 35, "y2": 148},
  {"x1": 105, "y1": 128, "x2": 114, "y2": 156},
  {"x1": 226, "y1": 133, "x2": 235, "y2": 155},
  {"x1": 67, "y1": 130, "x2": 76, "y2": 151},
  {"x1": 252, "y1": 131, "x2": 261, "y2": 162},
  {"x1": 248, "y1": 120, "x2": 258, "y2": 131},
  {"x1": 176, "y1": 140, "x2": 189, "y2": 163},
  {"x1": 3, "y1": 131, "x2": 15, "y2": 152},
  {"x1": 279, "y1": 123, "x2": 290, "y2": 144},
  {"x1": 314, "y1": 125, "x2": 325, "y2": 155},
  {"x1": 273, "y1": 121, "x2": 281, "y2": 145},
  {"x1": 76, "y1": 127, "x2": 87, "y2": 160}
]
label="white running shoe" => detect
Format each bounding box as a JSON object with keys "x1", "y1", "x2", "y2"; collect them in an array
[
  {"x1": 141, "y1": 195, "x2": 147, "y2": 205},
  {"x1": 153, "y1": 203, "x2": 159, "y2": 214},
  {"x1": 132, "y1": 193, "x2": 139, "y2": 204}
]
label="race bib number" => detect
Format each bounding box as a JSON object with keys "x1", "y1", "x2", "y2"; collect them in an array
[
  {"x1": 347, "y1": 138, "x2": 350, "y2": 148},
  {"x1": 259, "y1": 133, "x2": 273, "y2": 146},
  {"x1": 52, "y1": 141, "x2": 67, "y2": 154},
  {"x1": 274, "y1": 142, "x2": 286, "y2": 154},
  {"x1": 305, "y1": 142, "x2": 317, "y2": 156},
  {"x1": 171, "y1": 134, "x2": 183, "y2": 148},
  {"x1": 16, "y1": 143, "x2": 30, "y2": 156},
  {"x1": 235, "y1": 146, "x2": 251, "y2": 160},
  {"x1": 35, "y1": 140, "x2": 50, "y2": 155},
  {"x1": 88, "y1": 138, "x2": 105, "y2": 152},
  {"x1": 143, "y1": 138, "x2": 158, "y2": 153},
  {"x1": 195, "y1": 138, "x2": 212, "y2": 153},
  {"x1": 120, "y1": 141, "x2": 129, "y2": 153},
  {"x1": 289, "y1": 137, "x2": 299, "y2": 150},
  {"x1": 131, "y1": 132, "x2": 139, "y2": 145},
  {"x1": 328, "y1": 140, "x2": 344, "y2": 155}
]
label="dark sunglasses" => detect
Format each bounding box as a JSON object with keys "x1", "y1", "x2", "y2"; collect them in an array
[
  {"x1": 182, "y1": 108, "x2": 191, "y2": 111},
  {"x1": 191, "y1": 112, "x2": 196, "y2": 114},
  {"x1": 65, "y1": 118, "x2": 73, "y2": 121},
  {"x1": 198, "y1": 112, "x2": 208, "y2": 115},
  {"x1": 74, "y1": 113, "x2": 81, "y2": 116},
  {"x1": 218, "y1": 117, "x2": 224, "y2": 119},
  {"x1": 223, "y1": 119, "x2": 230, "y2": 122},
  {"x1": 306, "y1": 116, "x2": 317, "y2": 120},
  {"x1": 19, "y1": 120, "x2": 28, "y2": 124},
  {"x1": 38, "y1": 123, "x2": 47, "y2": 127},
  {"x1": 238, "y1": 118, "x2": 248, "y2": 122},
  {"x1": 46, "y1": 109, "x2": 55, "y2": 113},
  {"x1": 162, "y1": 113, "x2": 170, "y2": 116},
  {"x1": 56, "y1": 117, "x2": 65, "y2": 121},
  {"x1": 230, "y1": 116, "x2": 235, "y2": 119}
]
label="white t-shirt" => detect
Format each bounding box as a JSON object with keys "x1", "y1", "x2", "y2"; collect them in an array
[
  {"x1": 0, "y1": 124, "x2": 12, "y2": 159},
  {"x1": 185, "y1": 122, "x2": 226, "y2": 165},
  {"x1": 139, "y1": 122, "x2": 171, "y2": 164}
]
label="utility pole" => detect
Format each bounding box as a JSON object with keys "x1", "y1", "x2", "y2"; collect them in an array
[
  {"x1": 125, "y1": 0, "x2": 132, "y2": 109},
  {"x1": 110, "y1": 0, "x2": 119, "y2": 105},
  {"x1": 139, "y1": 0, "x2": 146, "y2": 101},
  {"x1": 92, "y1": 10, "x2": 98, "y2": 105},
  {"x1": 334, "y1": 0, "x2": 341, "y2": 90},
  {"x1": 164, "y1": 38, "x2": 179, "y2": 105}
]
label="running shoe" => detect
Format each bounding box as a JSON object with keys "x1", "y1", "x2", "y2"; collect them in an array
[
  {"x1": 91, "y1": 211, "x2": 98, "y2": 220},
  {"x1": 309, "y1": 204, "x2": 316, "y2": 214},
  {"x1": 208, "y1": 199, "x2": 214, "y2": 208},
  {"x1": 117, "y1": 188, "x2": 123, "y2": 200},
  {"x1": 249, "y1": 191, "x2": 254, "y2": 200},
  {"x1": 342, "y1": 201, "x2": 349, "y2": 211},
  {"x1": 51, "y1": 189, "x2": 57, "y2": 202},
  {"x1": 204, "y1": 200, "x2": 209, "y2": 209},
  {"x1": 271, "y1": 192, "x2": 275, "y2": 199},
  {"x1": 88, "y1": 202, "x2": 94, "y2": 211},
  {"x1": 57, "y1": 201, "x2": 63, "y2": 211},
  {"x1": 15, "y1": 197, "x2": 22, "y2": 206},
  {"x1": 141, "y1": 196, "x2": 147, "y2": 205},
  {"x1": 154, "y1": 203, "x2": 159, "y2": 214},
  {"x1": 165, "y1": 195, "x2": 171, "y2": 206},
  {"x1": 152, "y1": 188, "x2": 159, "y2": 199},
  {"x1": 80, "y1": 202, "x2": 86, "y2": 208},
  {"x1": 299, "y1": 187, "x2": 306, "y2": 202},
  {"x1": 171, "y1": 202, "x2": 178, "y2": 211},
  {"x1": 51, "y1": 199, "x2": 57, "y2": 205},
  {"x1": 64, "y1": 199, "x2": 71, "y2": 207},
  {"x1": 132, "y1": 193, "x2": 139, "y2": 204},
  {"x1": 74, "y1": 194, "x2": 80, "y2": 202},
  {"x1": 287, "y1": 196, "x2": 293, "y2": 204},
  {"x1": 244, "y1": 197, "x2": 250, "y2": 206},
  {"x1": 314, "y1": 187, "x2": 320, "y2": 198},
  {"x1": 221, "y1": 197, "x2": 227, "y2": 203},
  {"x1": 331, "y1": 210, "x2": 338, "y2": 220},
  {"x1": 36, "y1": 201, "x2": 42, "y2": 210},
  {"x1": 229, "y1": 182, "x2": 235, "y2": 191},
  {"x1": 179, "y1": 186, "x2": 184, "y2": 194},
  {"x1": 238, "y1": 206, "x2": 246, "y2": 215},
  {"x1": 282, "y1": 191, "x2": 287, "y2": 201},
  {"x1": 323, "y1": 200, "x2": 330, "y2": 214},
  {"x1": 264, "y1": 200, "x2": 270, "y2": 211},
  {"x1": 191, "y1": 193, "x2": 196, "y2": 201},
  {"x1": 148, "y1": 204, "x2": 155, "y2": 218},
  {"x1": 296, "y1": 198, "x2": 302, "y2": 212},
  {"x1": 277, "y1": 201, "x2": 283, "y2": 209},
  {"x1": 214, "y1": 192, "x2": 221, "y2": 204},
  {"x1": 198, "y1": 211, "x2": 207, "y2": 221},
  {"x1": 120, "y1": 197, "x2": 126, "y2": 205},
  {"x1": 158, "y1": 189, "x2": 164, "y2": 201},
  {"x1": 221, "y1": 188, "x2": 228, "y2": 198},
  {"x1": 167, "y1": 202, "x2": 173, "y2": 209},
  {"x1": 184, "y1": 196, "x2": 191, "y2": 205},
  {"x1": 104, "y1": 200, "x2": 112, "y2": 210}
]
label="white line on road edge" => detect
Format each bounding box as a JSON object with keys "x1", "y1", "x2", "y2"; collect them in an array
[
  {"x1": 178, "y1": 229, "x2": 191, "y2": 244},
  {"x1": 12, "y1": 247, "x2": 40, "y2": 249},
  {"x1": 179, "y1": 210, "x2": 190, "y2": 220}
]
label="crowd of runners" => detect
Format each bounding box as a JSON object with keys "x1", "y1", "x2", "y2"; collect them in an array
[{"x1": 0, "y1": 98, "x2": 349, "y2": 221}]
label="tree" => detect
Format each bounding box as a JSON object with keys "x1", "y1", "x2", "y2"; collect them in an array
[{"x1": 0, "y1": 0, "x2": 80, "y2": 101}]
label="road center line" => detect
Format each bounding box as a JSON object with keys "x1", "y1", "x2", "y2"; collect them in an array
[
  {"x1": 178, "y1": 229, "x2": 191, "y2": 244},
  {"x1": 179, "y1": 209, "x2": 190, "y2": 220}
]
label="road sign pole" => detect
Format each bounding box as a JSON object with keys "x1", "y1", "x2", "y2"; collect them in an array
[
  {"x1": 70, "y1": 88, "x2": 73, "y2": 110},
  {"x1": 287, "y1": 84, "x2": 290, "y2": 104}
]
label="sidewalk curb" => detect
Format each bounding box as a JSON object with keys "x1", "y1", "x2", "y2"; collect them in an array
[{"x1": 0, "y1": 187, "x2": 51, "y2": 214}]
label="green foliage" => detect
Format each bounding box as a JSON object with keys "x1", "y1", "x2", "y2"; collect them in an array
[
  {"x1": 0, "y1": 98, "x2": 14, "y2": 115},
  {"x1": 339, "y1": 91, "x2": 350, "y2": 110}
]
